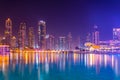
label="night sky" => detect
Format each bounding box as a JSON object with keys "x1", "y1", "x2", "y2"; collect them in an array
[{"x1": 0, "y1": 0, "x2": 120, "y2": 40}]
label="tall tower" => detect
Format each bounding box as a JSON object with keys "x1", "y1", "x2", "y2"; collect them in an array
[
  {"x1": 18, "y1": 23, "x2": 26, "y2": 49},
  {"x1": 67, "y1": 32, "x2": 72, "y2": 50},
  {"x1": 46, "y1": 35, "x2": 55, "y2": 50},
  {"x1": 11, "y1": 36, "x2": 16, "y2": 49},
  {"x1": 28, "y1": 27, "x2": 34, "y2": 49},
  {"x1": 38, "y1": 20, "x2": 46, "y2": 50},
  {"x1": 4, "y1": 18, "x2": 12, "y2": 45},
  {"x1": 59, "y1": 36, "x2": 66, "y2": 50},
  {"x1": 92, "y1": 25, "x2": 99, "y2": 45},
  {"x1": 5, "y1": 18, "x2": 12, "y2": 37}
]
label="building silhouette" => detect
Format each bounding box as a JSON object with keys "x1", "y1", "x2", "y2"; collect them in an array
[
  {"x1": 92, "y1": 25, "x2": 99, "y2": 45},
  {"x1": 4, "y1": 18, "x2": 12, "y2": 45},
  {"x1": 38, "y1": 20, "x2": 46, "y2": 50},
  {"x1": 18, "y1": 23, "x2": 26, "y2": 49},
  {"x1": 59, "y1": 36, "x2": 66, "y2": 50},
  {"x1": 28, "y1": 27, "x2": 34, "y2": 49},
  {"x1": 11, "y1": 36, "x2": 16, "y2": 49},
  {"x1": 46, "y1": 35, "x2": 55, "y2": 50}
]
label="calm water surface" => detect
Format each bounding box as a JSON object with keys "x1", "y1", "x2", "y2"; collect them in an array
[{"x1": 0, "y1": 52, "x2": 120, "y2": 80}]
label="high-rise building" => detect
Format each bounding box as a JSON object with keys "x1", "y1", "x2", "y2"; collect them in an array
[
  {"x1": 38, "y1": 20, "x2": 46, "y2": 50},
  {"x1": 0, "y1": 35, "x2": 3, "y2": 45},
  {"x1": 55, "y1": 38, "x2": 59, "y2": 50},
  {"x1": 67, "y1": 32, "x2": 72, "y2": 50},
  {"x1": 11, "y1": 36, "x2": 16, "y2": 49},
  {"x1": 5, "y1": 18, "x2": 12, "y2": 37},
  {"x1": 28, "y1": 27, "x2": 34, "y2": 49},
  {"x1": 113, "y1": 28, "x2": 120, "y2": 41},
  {"x1": 4, "y1": 18, "x2": 12, "y2": 45},
  {"x1": 92, "y1": 25, "x2": 99, "y2": 45},
  {"x1": 18, "y1": 23, "x2": 26, "y2": 49},
  {"x1": 59, "y1": 36, "x2": 66, "y2": 50},
  {"x1": 46, "y1": 35, "x2": 55, "y2": 50}
]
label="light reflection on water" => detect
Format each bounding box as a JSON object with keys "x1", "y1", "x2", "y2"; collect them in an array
[{"x1": 0, "y1": 52, "x2": 120, "y2": 80}]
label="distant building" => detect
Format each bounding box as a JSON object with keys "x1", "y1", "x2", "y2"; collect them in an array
[
  {"x1": 28, "y1": 27, "x2": 34, "y2": 49},
  {"x1": 0, "y1": 45, "x2": 10, "y2": 54},
  {"x1": 55, "y1": 38, "x2": 59, "y2": 50},
  {"x1": 59, "y1": 36, "x2": 66, "y2": 50},
  {"x1": 113, "y1": 28, "x2": 120, "y2": 41},
  {"x1": 92, "y1": 25, "x2": 99, "y2": 45},
  {"x1": 4, "y1": 18, "x2": 12, "y2": 45},
  {"x1": 0, "y1": 35, "x2": 3, "y2": 44},
  {"x1": 38, "y1": 20, "x2": 46, "y2": 50},
  {"x1": 5, "y1": 18, "x2": 12, "y2": 37},
  {"x1": 67, "y1": 32, "x2": 72, "y2": 50},
  {"x1": 18, "y1": 23, "x2": 26, "y2": 49},
  {"x1": 1, "y1": 37, "x2": 7, "y2": 45},
  {"x1": 46, "y1": 35, "x2": 55, "y2": 50},
  {"x1": 10, "y1": 36, "x2": 16, "y2": 49}
]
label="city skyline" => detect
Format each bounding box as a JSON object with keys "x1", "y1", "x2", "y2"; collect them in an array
[
  {"x1": 1, "y1": 0, "x2": 120, "y2": 40},
  {"x1": 0, "y1": 18, "x2": 80, "y2": 50},
  {"x1": 0, "y1": 1, "x2": 120, "y2": 80}
]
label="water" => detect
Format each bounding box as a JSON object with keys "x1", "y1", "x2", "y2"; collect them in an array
[{"x1": 0, "y1": 52, "x2": 120, "y2": 80}]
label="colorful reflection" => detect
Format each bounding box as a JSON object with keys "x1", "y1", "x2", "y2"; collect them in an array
[{"x1": 0, "y1": 52, "x2": 120, "y2": 80}]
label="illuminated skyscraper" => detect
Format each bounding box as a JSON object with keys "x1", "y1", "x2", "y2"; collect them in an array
[
  {"x1": 18, "y1": 23, "x2": 26, "y2": 49},
  {"x1": 28, "y1": 27, "x2": 34, "y2": 49},
  {"x1": 92, "y1": 25, "x2": 99, "y2": 45},
  {"x1": 67, "y1": 32, "x2": 72, "y2": 50},
  {"x1": 113, "y1": 28, "x2": 120, "y2": 41},
  {"x1": 11, "y1": 36, "x2": 16, "y2": 49},
  {"x1": 4, "y1": 18, "x2": 12, "y2": 45},
  {"x1": 5, "y1": 18, "x2": 12, "y2": 37},
  {"x1": 38, "y1": 20, "x2": 46, "y2": 50},
  {"x1": 46, "y1": 35, "x2": 55, "y2": 50},
  {"x1": 59, "y1": 36, "x2": 66, "y2": 50}
]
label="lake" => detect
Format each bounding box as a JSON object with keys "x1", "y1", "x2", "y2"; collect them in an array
[{"x1": 0, "y1": 52, "x2": 120, "y2": 80}]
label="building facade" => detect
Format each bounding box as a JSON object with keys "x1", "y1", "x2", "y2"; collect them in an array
[
  {"x1": 18, "y1": 23, "x2": 26, "y2": 49},
  {"x1": 38, "y1": 20, "x2": 46, "y2": 50},
  {"x1": 46, "y1": 35, "x2": 55, "y2": 50},
  {"x1": 58, "y1": 36, "x2": 66, "y2": 50},
  {"x1": 28, "y1": 27, "x2": 34, "y2": 49},
  {"x1": 10, "y1": 36, "x2": 16, "y2": 49},
  {"x1": 4, "y1": 18, "x2": 12, "y2": 45},
  {"x1": 92, "y1": 25, "x2": 99, "y2": 45}
]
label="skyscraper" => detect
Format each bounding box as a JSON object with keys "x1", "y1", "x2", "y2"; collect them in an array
[
  {"x1": 5, "y1": 18, "x2": 12, "y2": 37},
  {"x1": 59, "y1": 36, "x2": 66, "y2": 50},
  {"x1": 38, "y1": 20, "x2": 46, "y2": 50},
  {"x1": 28, "y1": 27, "x2": 34, "y2": 49},
  {"x1": 11, "y1": 36, "x2": 16, "y2": 49},
  {"x1": 46, "y1": 35, "x2": 55, "y2": 50},
  {"x1": 18, "y1": 23, "x2": 26, "y2": 49},
  {"x1": 113, "y1": 28, "x2": 120, "y2": 41},
  {"x1": 92, "y1": 25, "x2": 99, "y2": 45},
  {"x1": 4, "y1": 18, "x2": 12, "y2": 45}
]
